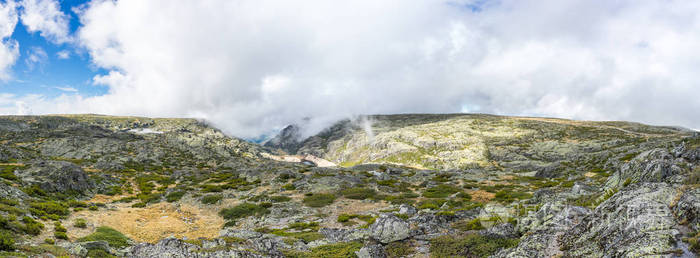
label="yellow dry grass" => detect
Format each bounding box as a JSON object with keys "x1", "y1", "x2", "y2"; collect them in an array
[
  {"x1": 0, "y1": 163, "x2": 24, "y2": 167},
  {"x1": 69, "y1": 202, "x2": 225, "y2": 243},
  {"x1": 83, "y1": 167, "x2": 102, "y2": 173},
  {"x1": 468, "y1": 190, "x2": 495, "y2": 203}
]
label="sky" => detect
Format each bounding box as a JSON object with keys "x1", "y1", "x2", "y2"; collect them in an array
[{"x1": 0, "y1": 0, "x2": 698, "y2": 138}]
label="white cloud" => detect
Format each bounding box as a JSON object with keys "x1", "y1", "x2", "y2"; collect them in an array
[
  {"x1": 0, "y1": 0, "x2": 19, "y2": 80},
  {"x1": 4, "y1": 0, "x2": 700, "y2": 138},
  {"x1": 53, "y1": 86, "x2": 77, "y2": 92},
  {"x1": 56, "y1": 49, "x2": 69, "y2": 59},
  {"x1": 19, "y1": 0, "x2": 70, "y2": 43},
  {"x1": 24, "y1": 46, "x2": 47, "y2": 71}
]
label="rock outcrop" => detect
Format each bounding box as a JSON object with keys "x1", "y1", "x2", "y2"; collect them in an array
[
  {"x1": 127, "y1": 237, "x2": 266, "y2": 258},
  {"x1": 560, "y1": 183, "x2": 693, "y2": 257},
  {"x1": 369, "y1": 214, "x2": 412, "y2": 244},
  {"x1": 16, "y1": 161, "x2": 96, "y2": 194}
]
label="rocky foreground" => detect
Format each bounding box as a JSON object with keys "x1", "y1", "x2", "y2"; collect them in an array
[{"x1": 0, "y1": 114, "x2": 697, "y2": 257}]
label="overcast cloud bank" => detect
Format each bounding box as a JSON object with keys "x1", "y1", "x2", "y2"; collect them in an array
[{"x1": 0, "y1": 0, "x2": 699, "y2": 138}]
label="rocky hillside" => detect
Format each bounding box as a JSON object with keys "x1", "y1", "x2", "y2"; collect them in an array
[
  {"x1": 0, "y1": 114, "x2": 697, "y2": 257},
  {"x1": 289, "y1": 114, "x2": 691, "y2": 171}
]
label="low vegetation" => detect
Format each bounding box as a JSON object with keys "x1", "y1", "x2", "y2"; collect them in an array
[
  {"x1": 303, "y1": 193, "x2": 336, "y2": 207},
  {"x1": 284, "y1": 241, "x2": 363, "y2": 258},
  {"x1": 78, "y1": 227, "x2": 130, "y2": 248},
  {"x1": 429, "y1": 233, "x2": 519, "y2": 257},
  {"x1": 219, "y1": 203, "x2": 270, "y2": 224}
]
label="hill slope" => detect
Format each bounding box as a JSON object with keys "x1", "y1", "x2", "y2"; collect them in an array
[
  {"x1": 290, "y1": 114, "x2": 689, "y2": 171},
  {"x1": 0, "y1": 114, "x2": 697, "y2": 257}
]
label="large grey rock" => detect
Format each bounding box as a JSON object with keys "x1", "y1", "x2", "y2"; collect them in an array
[
  {"x1": 559, "y1": 183, "x2": 688, "y2": 257},
  {"x1": 0, "y1": 183, "x2": 29, "y2": 200},
  {"x1": 16, "y1": 160, "x2": 96, "y2": 194},
  {"x1": 370, "y1": 214, "x2": 411, "y2": 244},
  {"x1": 246, "y1": 234, "x2": 289, "y2": 256},
  {"x1": 517, "y1": 200, "x2": 591, "y2": 233},
  {"x1": 319, "y1": 228, "x2": 369, "y2": 243},
  {"x1": 398, "y1": 204, "x2": 417, "y2": 216},
  {"x1": 408, "y1": 208, "x2": 480, "y2": 237},
  {"x1": 499, "y1": 202, "x2": 590, "y2": 258},
  {"x1": 355, "y1": 243, "x2": 387, "y2": 258},
  {"x1": 127, "y1": 237, "x2": 266, "y2": 258},
  {"x1": 219, "y1": 229, "x2": 262, "y2": 239},
  {"x1": 673, "y1": 187, "x2": 700, "y2": 231},
  {"x1": 606, "y1": 149, "x2": 685, "y2": 188},
  {"x1": 485, "y1": 223, "x2": 518, "y2": 239}
]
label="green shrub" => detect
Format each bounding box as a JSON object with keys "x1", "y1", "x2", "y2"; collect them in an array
[
  {"x1": 44, "y1": 238, "x2": 54, "y2": 244},
  {"x1": 137, "y1": 192, "x2": 162, "y2": 204},
  {"x1": 0, "y1": 198, "x2": 18, "y2": 206},
  {"x1": 66, "y1": 200, "x2": 87, "y2": 208},
  {"x1": 456, "y1": 192, "x2": 472, "y2": 200},
  {"x1": 22, "y1": 185, "x2": 47, "y2": 197},
  {"x1": 429, "y1": 233, "x2": 519, "y2": 257},
  {"x1": 78, "y1": 227, "x2": 129, "y2": 248},
  {"x1": 74, "y1": 218, "x2": 87, "y2": 228},
  {"x1": 436, "y1": 211, "x2": 455, "y2": 216},
  {"x1": 29, "y1": 201, "x2": 69, "y2": 219},
  {"x1": 619, "y1": 152, "x2": 639, "y2": 162},
  {"x1": 21, "y1": 216, "x2": 44, "y2": 235},
  {"x1": 201, "y1": 194, "x2": 223, "y2": 204},
  {"x1": 219, "y1": 203, "x2": 270, "y2": 221},
  {"x1": 385, "y1": 241, "x2": 413, "y2": 258},
  {"x1": 0, "y1": 165, "x2": 18, "y2": 181},
  {"x1": 337, "y1": 214, "x2": 351, "y2": 222},
  {"x1": 201, "y1": 184, "x2": 223, "y2": 193},
  {"x1": 284, "y1": 241, "x2": 363, "y2": 258},
  {"x1": 422, "y1": 185, "x2": 461, "y2": 198},
  {"x1": 165, "y1": 191, "x2": 186, "y2": 202},
  {"x1": 86, "y1": 248, "x2": 116, "y2": 258},
  {"x1": 453, "y1": 218, "x2": 484, "y2": 231},
  {"x1": 269, "y1": 195, "x2": 291, "y2": 203},
  {"x1": 114, "y1": 196, "x2": 138, "y2": 203},
  {"x1": 417, "y1": 199, "x2": 446, "y2": 210},
  {"x1": 560, "y1": 180, "x2": 575, "y2": 188},
  {"x1": 622, "y1": 178, "x2": 633, "y2": 187},
  {"x1": 303, "y1": 193, "x2": 336, "y2": 207},
  {"x1": 384, "y1": 192, "x2": 419, "y2": 205},
  {"x1": 340, "y1": 187, "x2": 377, "y2": 200},
  {"x1": 283, "y1": 184, "x2": 296, "y2": 190},
  {"x1": 287, "y1": 222, "x2": 319, "y2": 231},
  {"x1": 0, "y1": 203, "x2": 26, "y2": 216},
  {"x1": 54, "y1": 222, "x2": 67, "y2": 233},
  {"x1": 377, "y1": 179, "x2": 397, "y2": 186},
  {"x1": 0, "y1": 231, "x2": 14, "y2": 251},
  {"x1": 104, "y1": 185, "x2": 123, "y2": 196},
  {"x1": 54, "y1": 231, "x2": 68, "y2": 240},
  {"x1": 683, "y1": 233, "x2": 699, "y2": 253},
  {"x1": 493, "y1": 190, "x2": 532, "y2": 203}
]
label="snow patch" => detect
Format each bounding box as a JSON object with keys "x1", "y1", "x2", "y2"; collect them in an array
[{"x1": 128, "y1": 128, "x2": 164, "y2": 134}]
